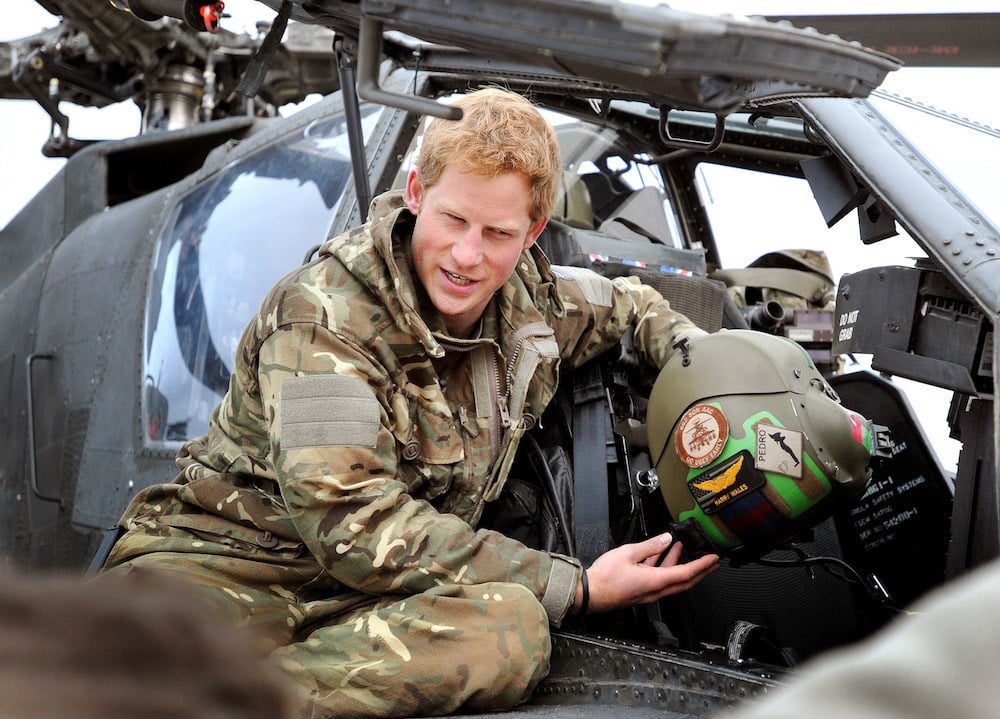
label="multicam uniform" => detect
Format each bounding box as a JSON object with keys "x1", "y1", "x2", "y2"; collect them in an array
[{"x1": 104, "y1": 190, "x2": 702, "y2": 718}]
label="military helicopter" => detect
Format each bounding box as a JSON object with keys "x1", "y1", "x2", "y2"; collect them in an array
[{"x1": 1, "y1": 1, "x2": 998, "y2": 716}]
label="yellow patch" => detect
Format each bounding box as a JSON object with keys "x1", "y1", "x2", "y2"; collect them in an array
[{"x1": 692, "y1": 454, "x2": 745, "y2": 494}]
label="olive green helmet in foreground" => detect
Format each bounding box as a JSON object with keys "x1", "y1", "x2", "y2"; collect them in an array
[{"x1": 647, "y1": 330, "x2": 888, "y2": 556}]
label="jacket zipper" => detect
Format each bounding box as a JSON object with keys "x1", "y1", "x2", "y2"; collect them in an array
[{"x1": 491, "y1": 322, "x2": 553, "y2": 435}]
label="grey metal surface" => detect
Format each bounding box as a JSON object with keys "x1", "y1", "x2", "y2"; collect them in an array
[{"x1": 417, "y1": 632, "x2": 780, "y2": 719}]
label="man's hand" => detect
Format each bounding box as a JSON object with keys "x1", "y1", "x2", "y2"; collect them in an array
[{"x1": 575, "y1": 532, "x2": 719, "y2": 614}]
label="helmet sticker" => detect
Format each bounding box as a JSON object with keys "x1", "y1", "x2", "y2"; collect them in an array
[
  {"x1": 754, "y1": 422, "x2": 803, "y2": 479},
  {"x1": 688, "y1": 450, "x2": 765, "y2": 515},
  {"x1": 675, "y1": 403, "x2": 729, "y2": 468}
]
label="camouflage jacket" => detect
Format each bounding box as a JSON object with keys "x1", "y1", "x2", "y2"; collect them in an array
[{"x1": 117, "y1": 190, "x2": 703, "y2": 626}]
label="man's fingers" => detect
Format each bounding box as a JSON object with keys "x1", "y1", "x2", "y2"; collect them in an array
[
  {"x1": 627, "y1": 552, "x2": 721, "y2": 605},
  {"x1": 632, "y1": 531, "x2": 675, "y2": 563},
  {"x1": 589, "y1": 539, "x2": 722, "y2": 611},
  {"x1": 647, "y1": 539, "x2": 683, "y2": 567},
  {"x1": 661, "y1": 553, "x2": 721, "y2": 593}
]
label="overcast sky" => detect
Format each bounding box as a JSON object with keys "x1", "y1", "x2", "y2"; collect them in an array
[{"x1": 2, "y1": 0, "x2": 999, "y2": 229}]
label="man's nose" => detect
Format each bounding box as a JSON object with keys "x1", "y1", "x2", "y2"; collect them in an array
[{"x1": 452, "y1": 228, "x2": 485, "y2": 267}]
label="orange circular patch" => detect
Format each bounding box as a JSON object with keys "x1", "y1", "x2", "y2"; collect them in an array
[{"x1": 675, "y1": 403, "x2": 729, "y2": 468}]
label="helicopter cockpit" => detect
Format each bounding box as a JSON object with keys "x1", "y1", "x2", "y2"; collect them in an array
[{"x1": 143, "y1": 104, "x2": 383, "y2": 442}]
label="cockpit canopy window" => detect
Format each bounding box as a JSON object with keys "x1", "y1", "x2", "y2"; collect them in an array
[{"x1": 142, "y1": 104, "x2": 383, "y2": 446}]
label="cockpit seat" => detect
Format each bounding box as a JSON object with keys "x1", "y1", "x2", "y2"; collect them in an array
[
  {"x1": 552, "y1": 171, "x2": 596, "y2": 230},
  {"x1": 597, "y1": 186, "x2": 675, "y2": 245}
]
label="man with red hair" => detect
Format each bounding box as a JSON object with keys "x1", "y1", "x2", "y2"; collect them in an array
[{"x1": 104, "y1": 87, "x2": 718, "y2": 718}]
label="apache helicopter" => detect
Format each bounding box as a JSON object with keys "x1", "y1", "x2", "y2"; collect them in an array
[{"x1": 1, "y1": 1, "x2": 999, "y2": 716}]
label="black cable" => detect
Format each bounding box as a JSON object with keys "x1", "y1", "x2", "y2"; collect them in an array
[{"x1": 752, "y1": 550, "x2": 902, "y2": 616}]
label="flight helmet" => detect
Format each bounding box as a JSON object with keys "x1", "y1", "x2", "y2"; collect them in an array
[{"x1": 646, "y1": 330, "x2": 885, "y2": 556}]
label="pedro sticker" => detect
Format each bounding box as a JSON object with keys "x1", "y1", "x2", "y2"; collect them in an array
[
  {"x1": 754, "y1": 422, "x2": 803, "y2": 478},
  {"x1": 688, "y1": 450, "x2": 765, "y2": 515},
  {"x1": 675, "y1": 403, "x2": 728, "y2": 468}
]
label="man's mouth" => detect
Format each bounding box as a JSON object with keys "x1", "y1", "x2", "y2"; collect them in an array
[{"x1": 444, "y1": 269, "x2": 472, "y2": 286}]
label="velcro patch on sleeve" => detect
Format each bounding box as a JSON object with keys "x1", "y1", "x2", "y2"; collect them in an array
[
  {"x1": 552, "y1": 265, "x2": 613, "y2": 307},
  {"x1": 281, "y1": 374, "x2": 380, "y2": 449}
]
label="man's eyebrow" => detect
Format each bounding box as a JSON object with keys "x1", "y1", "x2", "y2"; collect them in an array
[
  {"x1": 487, "y1": 222, "x2": 519, "y2": 234},
  {"x1": 435, "y1": 199, "x2": 522, "y2": 234}
]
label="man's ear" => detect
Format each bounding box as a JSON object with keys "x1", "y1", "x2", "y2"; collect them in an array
[
  {"x1": 405, "y1": 168, "x2": 423, "y2": 215},
  {"x1": 523, "y1": 216, "x2": 549, "y2": 250}
]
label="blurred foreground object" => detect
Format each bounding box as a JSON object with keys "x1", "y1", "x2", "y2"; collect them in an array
[
  {"x1": 0, "y1": 569, "x2": 301, "y2": 719},
  {"x1": 725, "y1": 557, "x2": 1000, "y2": 719}
]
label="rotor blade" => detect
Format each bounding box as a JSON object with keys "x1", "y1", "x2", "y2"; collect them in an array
[{"x1": 765, "y1": 13, "x2": 1000, "y2": 67}]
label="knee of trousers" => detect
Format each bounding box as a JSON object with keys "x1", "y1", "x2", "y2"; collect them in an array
[
  {"x1": 440, "y1": 582, "x2": 552, "y2": 710},
  {"x1": 278, "y1": 581, "x2": 553, "y2": 718}
]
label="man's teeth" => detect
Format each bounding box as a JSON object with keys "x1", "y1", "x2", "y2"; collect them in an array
[{"x1": 446, "y1": 270, "x2": 471, "y2": 285}]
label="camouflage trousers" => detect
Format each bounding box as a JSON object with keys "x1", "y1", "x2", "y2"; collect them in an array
[{"x1": 104, "y1": 532, "x2": 551, "y2": 719}]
